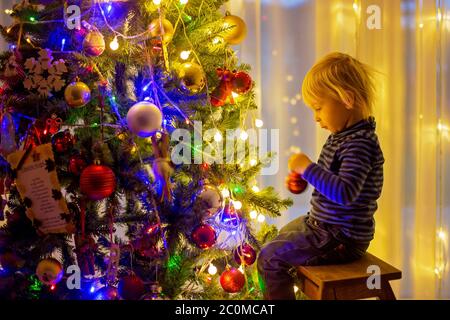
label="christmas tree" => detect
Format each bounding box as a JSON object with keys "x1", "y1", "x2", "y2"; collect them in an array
[{"x1": 0, "y1": 0, "x2": 292, "y2": 300}]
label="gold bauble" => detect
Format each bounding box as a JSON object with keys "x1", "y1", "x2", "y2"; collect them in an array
[
  {"x1": 83, "y1": 30, "x2": 106, "y2": 56},
  {"x1": 222, "y1": 14, "x2": 247, "y2": 45},
  {"x1": 149, "y1": 18, "x2": 174, "y2": 44},
  {"x1": 178, "y1": 62, "x2": 205, "y2": 94},
  {"x1": 64, "y1": 81, "x2": 91, "y2": 108},
  {"x1": 36, "y1": 258, "x2": 64, "y2": 286}
]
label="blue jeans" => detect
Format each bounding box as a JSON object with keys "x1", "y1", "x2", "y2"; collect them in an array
[{"x1": 257, "y1": 214, "x2": 369, "y2": 300}]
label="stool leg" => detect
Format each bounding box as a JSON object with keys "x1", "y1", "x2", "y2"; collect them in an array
[{"x1": 377, "y1": 281, "x2": 396, "y2": 300}]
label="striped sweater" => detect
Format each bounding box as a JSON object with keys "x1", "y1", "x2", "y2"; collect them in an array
[{"x1": 303, "y1": 117, "x2": 384, "y2": 244}]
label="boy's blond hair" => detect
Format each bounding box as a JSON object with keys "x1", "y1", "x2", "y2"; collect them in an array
[{"x1": 301, "y1": 52, "x2": 377, "y2": 119}]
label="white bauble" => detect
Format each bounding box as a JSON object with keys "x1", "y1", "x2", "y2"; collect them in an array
[{"x1": 126, "y1": 102, "x2": 163, "y2": 137}]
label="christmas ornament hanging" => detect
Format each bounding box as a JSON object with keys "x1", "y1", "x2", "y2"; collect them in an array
[
  {"x1": 95, "y1": 286, "x2": 120, "y2": 300},
  {"x1": 178, "y1": 62, "x2": 205, "y2": 94},
  {"x1": 83, "y1": 30, "x2": 106, "y2": 56},
  {"x1": 80, "y1": 163, "x2": 116, "y2": 200},
  {"x1": 23, "y1": 48, "x2": 67, "y2": 97},
  {"x1": 35, "y1": 258, "x2": 64, "y2": 286},
  {"x1": 68, "y1": 153, "x2": 87, "y2": 176},
  {"x1": 232, "y1": 71, "x2": 252, "y2": 94},
  {"x1": 198, "y1": 184, "x2": 223, "y2": 217},
  {"x1": 285, "y1": 171, "x2": 308, "y2": 194},
  {"x1": 51, "y1": 130, "x2": 75, "y2": 153},
  {"x1": 210, "y1": 68, "x2": 235, "y2": 107},
  {"x1": 126, "y1": 101, "x2": 163, "y2": 138},
  {"x1": 118, "y1": 274, "x2": 145, "y2": 300},
  {"x1": 64, "y1": 81, "x2": 91, "y2": 108},
  {"x1": 222, "y1": 14, "x2": 247, "y2": 45},
  {"x1": 149, "y1": 18, "x2": 174, "y2": 44},
  {"x1": 233, "y1": 243, "x2": 257, "y2": 266},
  {"x1": 191, "y1": 224, "x2": 216, "y2": 249},
  {"x1": 220, "y1": 268, "x2": 245, "y2": 293}
]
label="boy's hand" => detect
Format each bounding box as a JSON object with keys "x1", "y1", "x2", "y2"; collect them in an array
[{"x1": 288, "y1": 153, "x2": 313, "y2": 175}]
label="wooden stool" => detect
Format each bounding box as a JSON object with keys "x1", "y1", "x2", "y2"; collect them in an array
[{"x1": 297, "y1": 252, "x2": 402, "y2": 300}]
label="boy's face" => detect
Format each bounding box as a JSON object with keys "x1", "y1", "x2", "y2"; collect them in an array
[{"x1": 308, "y1": 97, "x2": 352, "y2": 134}]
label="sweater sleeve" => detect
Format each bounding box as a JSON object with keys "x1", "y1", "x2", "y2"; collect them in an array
[{"x1": 302, "y1": 138, "x2": 374, "y2": 205}]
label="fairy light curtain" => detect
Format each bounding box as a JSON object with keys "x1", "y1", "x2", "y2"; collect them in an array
[{"x1": 232, "y1": 0, "x2": 450, "y2": 299}]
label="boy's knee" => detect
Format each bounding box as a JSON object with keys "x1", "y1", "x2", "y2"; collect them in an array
[{"x1": 257, "y1": 242, "x2": 282, "y2": 270}]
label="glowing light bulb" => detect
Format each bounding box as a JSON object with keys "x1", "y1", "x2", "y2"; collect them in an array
[
  {"x1": 214, "y1": 132, "x2": 222, "y2": 142},
  {"x1": 438, "y1": 230, "x2": 446, "y2": 241},
  {"x1": 437, "y1": 9, "x2": 442, "y2": 22},
  {"x1": 249, "y1": 210, "x2": 258, "y2": 219},
  {"x1": 251, "y1": 185, "x2": 260, "y2": 193},
  {"x1": 238, "y1": 265, "x2": 244, "y2": 273},
  {"x1": 180, "y1": 0, "x2": 189, "y2": 4},
  {"x1": 353, "y1": 2, "x2": 358, "y2": 12},
  {"x1": 240, "y1": 131, "x2": 248, "y2": 141},
  {"x1": 294, "y1": 285, "x2": 299, "y2": 293},
  {"x1": 153, "y1": 0, "x2": 162, "y2": 5},
  {"x1": 29, "y1": 16, "x2": 36, "y2": 22},
  {"x1": 250, "y1": 159, "x2": 257, "y2": 166},
  {"x1": 4, "y1": 9, "x2": 13, "y2": 15},
  {"x1": 90, "y1": 286, "x2": 96, "y2": 293},
  {"x1": 419, "y1": 23, "x2": 424, "y2": 29},
  {"x1": 180, "y1": 50, "x2": 191, "y2": 60},
  {"x1": 255, "y1": 119, "x2": 264, "y2": 128},
  {"x1": 208, "y1": 263, "x2": 217, "y2": 275},
  {"x1": 257, "y1": 214, "x2": 265, "y2": 223},
  {"x1": 50, "y1": 285, "x2": 56, "y2": 291},
  {"x1": 110, "y1": 36, "x2": 119, "y2": 51},
  {"x1": 221, "y1": 189, "x2": 230, "y2": 198},
  {"x1": 232, "y1": 91, "x2": 239, "y2": 99},
  {"x1": 234, "y1": 201, "x2": 242, "y2": 210}
]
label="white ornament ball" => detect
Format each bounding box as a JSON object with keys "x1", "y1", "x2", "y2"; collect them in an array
[{"x1": 126, "y1": 101, "x2": 163, "y2": 138}]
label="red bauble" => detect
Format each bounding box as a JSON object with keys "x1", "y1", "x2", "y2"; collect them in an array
[
  {"x1": 95, "y1": 286, "x2": 120, "y2": 300},
  {"x1": 233, "y1": 243, "x2": 257, "y2": 266},
  {"x1": 52, "y1": 130, "x2": 75, "y2": 153},
  {"x1": 232, "y1": 71, "x2": 252, "y2": 94},
  {"x1": 285, "y1": 171, "x2": 308, "y2": 194},
  {"x1": 80, "y1": 164, "x2": 116, "y2": 200},
  {"x1": 68, "y1": 154, "x2": 87, "y2": 176},
  {"x1": 191, "y1": 224, "x2": 216, "y2": 249},
  {"x1": 118, "y1": 274, "x2": 145, "y2": 300},
  {"x1": 220, "y1": 268, "x2": 245, "y2": 293}
]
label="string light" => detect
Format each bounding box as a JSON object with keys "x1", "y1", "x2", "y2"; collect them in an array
[
  {"x1": 250, "y1": 159, "x2": 257, "y2": 166},
  {"x1": 251, "y1": 185, "x2": 260, "y2": 193},
  {"x1": 352, "y1": 1, "x2": 358, "y2": 12},
  {"x1": 153, "y1": 0, "x2": 162, "y2": 5},
  {"x1": 110, "y1": 36, "x2": 119, "y2": 51},
  {"x1": 232, "y1": 91, "x2": 239, "y2": 99},
  {"x1": 221, "y1": 189, "x2": 230, "y2": 198},
  {"x1": 419, "y1": 23, "x2": 424, "y2": 29},
  {"x1": 208, "y1": 263, "x2": 217, "y2": 275},
  {"x1": 255, "y1": 119, "x2": 264, "y2": 128},
  {"x1": 214, "y1": 132, "x2": 223, "y2": 142},
  {"x1": 437, "y1": 8, "x2": 442, "y2": 22},
  {"x1": 180, "y1": 0, "x2": 189, "y2": 4},
  {"x1": 294, "y1": 285, "x2": 299, "y2": 293},
  {"x1": 249, "y1": 210, "x2": 258, "y2": 219},
  {"x1": 257, "y1": 214, "x2": 265, "y2": 223},
  {"x1": 29, "y1": 16, "x2": 36, "y2": 22},
  {"x1": 238, "y1": 265, "x2": 244, "y2": 273},
  {"x1": 4, "y1": 9, "x2": 13, "y2": 15},
  {"x1": 233, "y1": 201, "x2": 242, "y2": 210},
  {"x1": 61, "y1": 38, "x2": 66, "y2": 51},
  {"x1": 90, "y1": 286, "x2": 96, "y2": 293},
  {"x1": 239, "y1": 131, "x2": 248, "y2": 141},
  {"x1": 438, "y1": 230, "x2": 446, "y2": 241},
  {"x1": 180, "y1": 50, "x2": 191, "y2": 60}
]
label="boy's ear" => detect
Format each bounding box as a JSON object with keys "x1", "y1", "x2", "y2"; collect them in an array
[{"x1": 342, "y1": 91, "x2": 355, "y2": 109}]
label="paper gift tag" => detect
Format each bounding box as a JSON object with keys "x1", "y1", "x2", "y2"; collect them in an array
[{"x1": 7, "y1": 143, "x2": 73, "y2": 234}]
